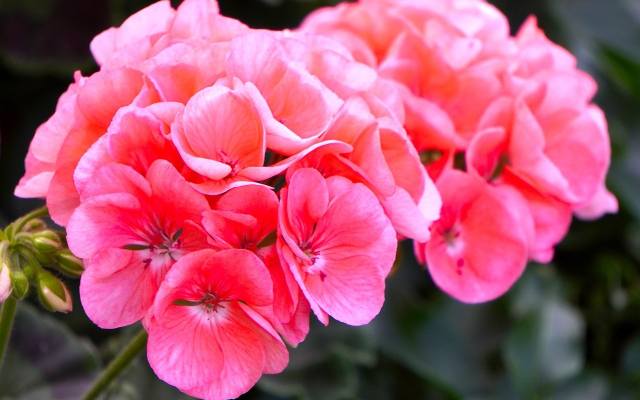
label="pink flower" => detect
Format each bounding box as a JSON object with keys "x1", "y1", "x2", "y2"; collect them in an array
[
  {"x1": 290, "y1": 98, "x2": 441, "y2": 242},
  {"x1": 302, "y1": 0, "x2": 513, "y2": 141},
  {"x1": 14, "y1": 80, "x2": 80, "y2": 199},
  {"x1": 74, "y1": 103, "x2": 183, "y2": 198},
  {"x1": 171, "y1": 81, "x2": 351, "y2": 195},
  {"x1": 226, "y1": 31, "x2": 343, "y2": 155},
  {"x1": 465, "y1": 126, "x2": 573, "y2": 262},
  {"x1": 67, "y1": 160, "x2": 209, "y2": 328},
  {"x1": 203, "y1": 185, "x2": 278, "y2": 251},
  {"x1": 91, "y1": 0, "x2": 247, "y2": 70},
  {"x1": 90, "y1": 0, "x2": 177, "y2": 68},
  {"x1": 300, "y1": 0, "x2": 406, "y2": 66},
  {"x1": 15, "y1": 67, "x2": 159, "y2": 226},
  {"x1": 0, "y1": 260, "x2": 11, "y2": 304},
  {"x1": 502, "y1": 17, "x2": 616, "y2": 215},
  {"x1": 278, "y1": 168, "x2": 397, "y2": 325},
  {"x1": 146, "y1": 248, "x2": 288, "y2": 400},
  {"x1": 201, "y1": 185, "x2": 311, "y2": 344},
  {"x1": 415, "y1": 169, "x2": 532, "y2": 303}
]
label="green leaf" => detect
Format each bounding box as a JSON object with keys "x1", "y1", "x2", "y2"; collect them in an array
[
  {"x1": 258, "y1": 320, "x2": 375, "y2": 400},
  {"x1": 551, "y1": 371, "x2": 609, "y2": 400},
  {"x1": 371, "y1": 249, "x2": 507, "y2": 397},
  {"x1": 503, "y1": 268, "x2": 585, "y2": 396},
  {"x1": 598, "y1": 46, "x2": 640, "y2": 100},
  {"x1": 0, "y1": 303, "x2": 100, "y2": 399}
]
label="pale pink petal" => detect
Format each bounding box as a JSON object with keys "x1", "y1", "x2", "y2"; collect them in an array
[
  {"x1": 80, "y1": 250, "x2": 157, "y2": 328},
  {"x1": 424, "y1": 170, "x2": 530, "y2": 303}
]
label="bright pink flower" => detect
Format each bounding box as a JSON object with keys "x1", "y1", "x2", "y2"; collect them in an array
[
  {"x1": 281, "y1": 32, "x2": 379, "y2": 100},
  {"x1": 141, "y1": 41, "x2": 229, "y2": 104},
  {"x1": 226, "y1": 31, "x2": 343, "y2": 155},
  {"x1": 302, "y1": 0, "x2": 513, "y2": 140},
  {"x1": 300, "y1": 0, "x2": 403, "y2": 66},
  {"x1": 202, "y1": 186, "x2": 310, "y2": 345},
  {"x1": 15, "y1": 67, "x2": 159, "y2": 226},
  {"x1": 14, "y1": 80, "x2": 80, "y2": 199},
  {"x1": 290, "y1": 98, "x2": 441, "y2": 242},
  {"x1": 260, "y1": 245, "x2": 310, "y2": 346},
  {"x1": 67, "y1": 160, "x2": 209, "y2": 328},
  {"x1": 90, "y1": 0, "x2": 176, "y2": 68},
  {"x1": 465, "y1": 126, "x2": 572, "y2": 262},
  {"x1": 203, "y1": 185, "x2": 278, "y2": 251},
  {"x1": 171, "y1": 81, "x2": 350, "y2": 195},
  {"x1": 146, "y1": 248, "x2": 288, "y2": 400},
  {"x1": 476, "y1": 92, "x2": 614, "y2": 211},
  {"x1": 575, "y1": 184, "x2": 619, "y2": 220},
  {"x1": 278, "y1": 168, "x2": 397, "y2": 325},
  {"x1": 91, "y1": 0, "x2": 246, "y2": 70},
  {"x1": 501, "y1": 17, "x2": 616, "y2": 214},
  {"x1": 74, "y1": 103, "x2": 183, "y2": 198},
  {"x1": 416, "y1": 169, "x2": 531, "y2": 303}
]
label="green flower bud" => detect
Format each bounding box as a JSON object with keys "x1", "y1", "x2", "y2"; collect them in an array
[
  {"x1": 32, "y1": 230, "x2": 62, "y2": 254},
  {"x1": 10, "y1": 269, "x2": 29, "y2": 300},
  {"x1": 36, "y1": 271, "x2": 72, "y2": 313},
  {"x1": 21, "y1": 218, "x2": 47, "y2": 233},
  {"x1": 55, "y1": 250, "x2": 84, "y2": 278}
]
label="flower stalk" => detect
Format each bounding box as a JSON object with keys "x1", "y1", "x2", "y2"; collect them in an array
[
  {"x1": 0, "y1": 296, "x2": 18, "y2": 371},
  {"x1": 83, "y1": 329, "x2": 148, "y2": 400}
]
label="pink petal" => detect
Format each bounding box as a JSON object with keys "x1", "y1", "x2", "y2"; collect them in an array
[
  {"x1": 80, "y1": 249, "x2": 157, "y2": 328},
  {"x1": 424, "y1": 170, "x2": 530, "y2": 303}
]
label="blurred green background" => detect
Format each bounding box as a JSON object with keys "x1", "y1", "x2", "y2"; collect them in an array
[{"x1": 1, "y1": 0, "x2": 639, "y2": 399}]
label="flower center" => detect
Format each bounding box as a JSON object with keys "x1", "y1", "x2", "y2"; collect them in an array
[
  {"x1": 173, "y1": 291, "x2": 226, "y2": 315},
  {"x1": 298, "y1": 242, "x2": 326, "y2": 281},
  {"x1": 217, "y1": 151, "x2": 241, "y2": 176},
  {"x1": 123, "y1": 227, "x2": 184, "y2": 271}
]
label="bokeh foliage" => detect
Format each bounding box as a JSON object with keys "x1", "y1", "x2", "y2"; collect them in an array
[{"x1": 0, "y1": 0, "x2": 639, "y2": 399}]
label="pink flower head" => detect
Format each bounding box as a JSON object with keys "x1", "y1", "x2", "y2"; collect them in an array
[
  {"x1": 278, "y1": 168, "x2": 397, "y2": 325},
  {"x1": 67, "y1": 160, "x2": 209, "y2": 328},
  {"x1": 14, "y1": 81, "x2": 80, "y2": 199},
  {"x1": 416, "y1": 169, "x2": 532, "y2": 303},
  {"x1": 172, "y1": 80, "x2": 351, "y2": 195},
  {"x1": 202, "y1": 186, "x2": 311, "y2": 345},
  {"x1": 15, "y1": 67, "x2": 159, "y2": 226},
  {"x1": 302, "y1": 0, "x2": 513, "y2": 141},
  {"x1": 146, "y1": 249, "x2": 288, "y2": 400},
  {"x1": 226, "y1": 31, "x2": 343, "y2": 155},
  {"x1": 290, "y1": 98, "x2": 441, "y2": 242},
  {"x1": 300, "y1": 0, "x2": 407, "y2": 66},
  {"x1": 203, "y1": 185, "x2": 278, "y2": 251},
  {"x1": 74, "y1": 103, "x2": 183, "y2": 198},
  {"x1": 90, "y1": 0, "x2": 177, "y2": 68},
  {"x1": 498, "y1": 17, "x2": 616, "y2": 216},
  {"x1": 465, "y1": 124, "x2": 573, "y2": 263},
  {"x1": 91, "y1": 0, "x2": 247, "y2": 70}
]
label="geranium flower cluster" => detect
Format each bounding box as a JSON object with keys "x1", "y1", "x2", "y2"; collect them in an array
[
  {"x1": 12, "y1": 0, "x2": 615, "y2": 398},
  {"x1": 302, "y1": 0, "x2": 617, "y2": 302}
]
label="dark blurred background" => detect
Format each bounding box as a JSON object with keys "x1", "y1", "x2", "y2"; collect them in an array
[{"x1": 1, "y1": 0, "x2": 639, "y2": 399}]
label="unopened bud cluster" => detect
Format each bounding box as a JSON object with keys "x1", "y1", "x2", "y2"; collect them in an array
[{"x1": 0, "y1": 211, "x2": 82, "y2": 313}]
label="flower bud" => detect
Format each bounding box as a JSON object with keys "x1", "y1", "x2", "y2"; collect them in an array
[
  {"x1": 21, "y1": 218, "x2": 47, "y2": 233},
  {"x1": 32, "y1": 230, "x2": 62, "y2": 254},
  {"x1": 55, "y1": 250, "x2": 84, "y2": 278},
  {"x1": 36, "y1": 271, "x2": 72, "y2": 313},
  {"x1": 0, "y1": 262, "x2": 11, "y2": 303},
  {"x1": 10, "y1": 269, "x2": 29, "y2": 300}
]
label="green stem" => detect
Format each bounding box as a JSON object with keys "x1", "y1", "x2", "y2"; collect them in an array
[
  {"x1": 0, "y1": 297, "x2": 18, "y2": 371},
  {"x1": 13, "y1": 206, "x2": 49, "y2": 232},
  {"x1": 83, "y1": 329, "x2": 148, "y2": 400}
]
